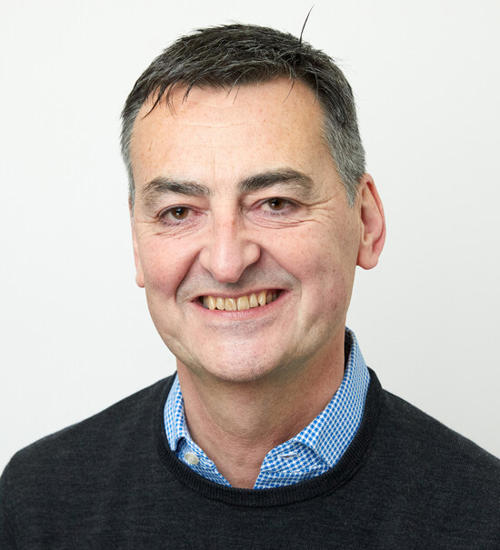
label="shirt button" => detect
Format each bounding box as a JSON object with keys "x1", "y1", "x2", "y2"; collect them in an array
[{"x1": 184, "y1": 452, "x2": 199, "y2": 465}]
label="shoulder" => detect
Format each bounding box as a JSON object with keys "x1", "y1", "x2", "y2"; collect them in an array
[
  {"x1": 380, "y1": 388, "x2": 498, "y2": 466},
  {"x1": 0, "y1": 377, "x2": 175, "y2": 547},
  {"x1": 373, "y1": 386, "x2": 500, "y2": 504},
  {"x1": 1, "y1": 376, "x2": 172, "y2": 497}
]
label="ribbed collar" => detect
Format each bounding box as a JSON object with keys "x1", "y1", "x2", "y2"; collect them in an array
[{"x1": 156, "y1": 367, "x2": 382, "y2": 507}]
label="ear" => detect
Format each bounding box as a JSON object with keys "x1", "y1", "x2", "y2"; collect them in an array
[
  {"x1": 356, "y1": 174, "x2": 386, "y2": 270},
  {"x1": 129, "y1": 198, "x2": 145, "y2": 288}
]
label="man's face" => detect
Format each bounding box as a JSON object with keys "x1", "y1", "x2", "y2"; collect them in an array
[{"x1": 130, "y1": 79, "x2": 380, "y2": 384}]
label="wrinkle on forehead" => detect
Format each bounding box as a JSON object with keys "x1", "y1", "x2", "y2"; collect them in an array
[
  {"x1": 177, "y1": 120, "x2": 250, "y2": 129},
  {"x1": 130, "y1": 78, "x2": 334, "y2": 196}
]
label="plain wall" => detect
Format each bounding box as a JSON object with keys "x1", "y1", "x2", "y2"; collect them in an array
[{"x1": 1, "y1": 0, "x2": 499, "y2": 471}]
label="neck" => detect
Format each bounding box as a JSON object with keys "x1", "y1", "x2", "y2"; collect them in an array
[{"x1": 176, "y1": 333, "x2": 346, "y2": 489}]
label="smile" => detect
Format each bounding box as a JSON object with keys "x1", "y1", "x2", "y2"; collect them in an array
[{"x1": 198, "y1": 290, "x2": 281, "y2": 311}]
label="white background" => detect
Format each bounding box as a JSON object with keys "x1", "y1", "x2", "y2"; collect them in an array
[{"x1": 1, "y1": 0, "x2": 499, "y2": 471}]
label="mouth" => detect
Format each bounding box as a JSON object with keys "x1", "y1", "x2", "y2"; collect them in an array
[{"x1": 196, "y1": 289, "x2": 283, "y2": 311}]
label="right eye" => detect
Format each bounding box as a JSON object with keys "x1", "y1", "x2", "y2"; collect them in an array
[
  {"x1": 158, "y1": 206, "x2": 192, "y2": 224},
  {"x1": 169, "y1": 207, "x2": 189, "y2": 220}
]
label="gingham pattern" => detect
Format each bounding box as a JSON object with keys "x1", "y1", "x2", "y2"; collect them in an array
[{"x1": 164, "y1": 327, "x2": 370, "y2": 489}]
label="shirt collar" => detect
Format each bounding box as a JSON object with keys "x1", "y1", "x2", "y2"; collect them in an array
[
  {"x1": 273, "y1": 328, "x2": 369, "y2": 468},
  {"x1": 164, "y1": 373, "x2": 190, "y2": 453},
  {"x1": 164, "y1": 327, "x2": 369, "y2": 472}
]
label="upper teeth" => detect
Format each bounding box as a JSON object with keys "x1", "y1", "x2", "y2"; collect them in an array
[{"x1": 202, "y1": 290, "x2": 278, "y2": 311}]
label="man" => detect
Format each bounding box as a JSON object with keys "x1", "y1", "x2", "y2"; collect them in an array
[{"x1": 1, "y1": 23, "x2": 499, "y2": 548}]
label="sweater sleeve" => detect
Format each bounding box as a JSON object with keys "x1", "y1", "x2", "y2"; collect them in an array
[{"x1": 0, "y1": 461, "x2": 18, "y2": 549}]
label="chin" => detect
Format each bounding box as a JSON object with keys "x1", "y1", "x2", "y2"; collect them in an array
[
  {"x1": 179, "y1": 346, "x2": 290, "y2": 385},
  {"x1": 207, "y1": 356, "x2": 280, "y2": 384}
]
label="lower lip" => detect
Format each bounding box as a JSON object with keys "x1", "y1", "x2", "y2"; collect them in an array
[{"x1": 191, "y1": 291, "x2": 288, "y2": 320}]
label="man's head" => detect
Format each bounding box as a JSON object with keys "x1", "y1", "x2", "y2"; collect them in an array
[
  {"x1": 121, "y1": 24, "x2": 365, "y2": 207},
  {"x1": 122, "y1": 24, "x2": 385, "y2": 386}
]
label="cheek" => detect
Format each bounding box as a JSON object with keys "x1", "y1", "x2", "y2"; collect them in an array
[
  {"x1": 270, "y1": 225, "x2": 331, "y2": 273},
  {"x1": 270, "y1": 225, "x2": 356, "y2": 301},
  {"x1": 139, "y1": 237, "x2": 195, "y2": 297}
]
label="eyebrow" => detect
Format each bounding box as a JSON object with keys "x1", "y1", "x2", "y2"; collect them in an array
[
  {"x1": 140, "y1": 168, "x2": 314, "y2": 208},
  {"x1": 142, "y1": 178, "x2": 209, "y2": 198},
  {"x1": 141, "y1": 178, "x2": 210, "y2": 209},
  {"x1": 239, "y1": 169, "x2": 313, "y2": 195}
]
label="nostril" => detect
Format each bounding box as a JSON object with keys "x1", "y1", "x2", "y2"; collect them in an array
[{"x1": 198, "y1": 238, "x2": 261, "y2": 285}]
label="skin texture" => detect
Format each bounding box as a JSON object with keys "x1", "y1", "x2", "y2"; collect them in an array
[{"x1": 130, "y1": 79, "x2": 385, "y2": 487}]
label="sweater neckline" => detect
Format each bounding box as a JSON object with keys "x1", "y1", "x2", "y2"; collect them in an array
[{"x1": 155, "y1": 368, "x2": 382, "y2": 507}]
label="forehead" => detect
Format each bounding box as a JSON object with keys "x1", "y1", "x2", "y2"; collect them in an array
[{"x1": 129, "y1": 79, "x2": 334, "y2": 192}]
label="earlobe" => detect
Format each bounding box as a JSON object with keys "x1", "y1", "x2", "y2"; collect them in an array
[
  {"x1": 134, "y1": 254, "x2": 145, "y2": 288},
  {"x1": 132, "y1": 234, "x2": 145, "y2": 288},
  {"x1": 130, "y1": 205, "x2": 145, "y2": 288},
  {"x1": 356, "y1": 175, "x2": 386, "y2": 270}
]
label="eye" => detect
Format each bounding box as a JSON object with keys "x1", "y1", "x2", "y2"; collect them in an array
[
  {"x1": 158, "y1": 206, "x2": 192, "y2": 224},
  {"x1": 267, "y1": 198, "x2": 288, "y2": 211},
  {"x1": 170, "y1": 206, "x2": 189, "y2": 220},
  {"x1": 260, "y1": 197, "x2": 297, "y2": 214}
]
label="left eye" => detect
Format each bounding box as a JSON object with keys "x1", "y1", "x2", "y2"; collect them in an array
[
  {"x1": 264, "y1": 198, "x2": 295, "y2": 212},
  {"x1": 267, "y1": 198, "x2": 287, "y2": 210}
]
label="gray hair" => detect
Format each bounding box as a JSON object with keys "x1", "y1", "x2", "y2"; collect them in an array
[{"x1": 121, "y1": 24, "x2": 365, "y2": 206}]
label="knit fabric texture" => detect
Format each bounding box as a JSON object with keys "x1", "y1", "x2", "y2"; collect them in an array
[{"x1": 1, "y1": 370, "x2": 499, "y2": 549}]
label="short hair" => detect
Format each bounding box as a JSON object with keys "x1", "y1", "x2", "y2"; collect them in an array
[{"x1": 121, "y1": 24, "x2": 365, "y2": 206}]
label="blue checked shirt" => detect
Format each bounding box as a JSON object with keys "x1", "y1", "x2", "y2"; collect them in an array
[{"x1": 164, "y1": 328, "x2": 370, "y2": 489}]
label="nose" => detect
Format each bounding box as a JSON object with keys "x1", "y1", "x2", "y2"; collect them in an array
[{"x1": 198, "y1": 213, "x2": 260, "y2": 283}]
